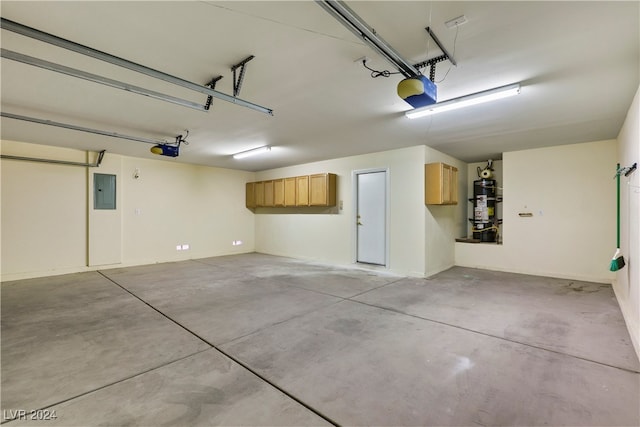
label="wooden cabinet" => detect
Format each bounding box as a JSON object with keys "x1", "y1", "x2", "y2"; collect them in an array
[
  {"x1": 309, "y1": 173, "x2": 337, "y2": 206},
  {"x1": 296, "y1": 175, "x2": 309, "y2": 206},
  {"x1": 425, "y1": 163, "x2": 458, "y2": 205},
  {"x1": 263, "y1": 181, "x2": 274, "y2": 207},
  {"x1": 284, "y1": 177, "x2": 296, "y2": 207},
  {"x1": 245, "y1": 173, "x2": 337, "y2": 209},
  {"x1": 254, "y1": 181, "x2": 265, "y2": 207},
  {"x1": 274, "y1": 179, "x2": 285, "y2": 207},
  {"x1": 245, "y1": 182, "x2": 256, "y2": 208}
]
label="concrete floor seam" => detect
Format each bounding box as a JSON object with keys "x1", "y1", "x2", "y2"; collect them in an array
[
  {"x1": 205, "y1": 342, "x2": 341, "y2": 426},
  {"x1": 98, "y1": 271, "x2": 215, "y2": 348},
  {"x1": 0, "y1": 348, "x2": 212, "y2": 425},
  {"x1": 346, "y1": 277, "x2": 407, "y2": 299},
  {"x1": 349, "y1": 299, "x2": 640, "y2": 375},
  {"x1": 271, "y1": 274, "x2": 406, "y2": 301},
  {"x1": 96, "y1": 270, "x2": 341, "y2": 427},
  {"x1": 216, "y1": 298, "x2": 346, "y2": 347}
]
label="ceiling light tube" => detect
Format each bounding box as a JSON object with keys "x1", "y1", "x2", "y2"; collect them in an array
[
  {"x1": 405, "y1": 83, "x2": 521, "y2": 119},
  {"x1": 232, "y1": 146, "x2": 271, "y2": 159}
]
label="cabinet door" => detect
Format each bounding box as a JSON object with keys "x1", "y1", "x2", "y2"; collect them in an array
[
  {"x1": 263, "y1": 181, "x2": 275, "y2": 207},
  {"x1": 284, "y1": 177, "x2": 296, "y2": 207},
  {"x1": 296, "y1": 176, "x2": 309, "y2": 206},
  {"x1": 448, "y1": 166, "x2": 458, "y2": 204},
  {"x1": 309, "y1": 173, "x2": 337, "y2": 206},
  {"x1": 425, "y1": 163, "x2": 458, "y2": 205},
  {"x1": 255, "y1": 182, "x2": 265, "y2": 207},
  {"x1": 274, "y1": 179, "x2": 285, "y2": 207},
  {"x1": 425, "y1": 163, "x2": 444, "y2": 205},
  {"x1": 246, "y1": 182, "x2": 256, "y2": 208},
  {"x1": 442, "y1": 164, "x2": 452, "y2": 204}
]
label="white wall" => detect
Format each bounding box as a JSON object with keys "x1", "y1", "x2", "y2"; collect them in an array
[
  {"x1": 456, "y1": 139, "x2": 617, "y2": 283},
  {"x1": 120, "y1": 156, "x2": 256, "y2": 266},
  {"x1": 615, "y1": 85, "x2": 640, "y2": 358},
  {"x1": 1, "y1": 141, "x2": 88, "y2": 277},
  {"x1": 424, "y1": 147, "x2": 468, "y2": 277},
  {"x1": 1, "y1": 140, "x2": 255, "y2": 281},
  {"x1": 255, "y1": 145, "x2": 427, "y2": 277}
]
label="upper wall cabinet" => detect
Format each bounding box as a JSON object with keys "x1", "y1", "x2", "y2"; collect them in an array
[
  {"x1": 246, "y1": 173, "x2": 337, "y2": 209},
  {"x1": 310, "y1": 173, "x2": 337, "y2": 206},
  {"x1": 263, "y1": 180, "x2": 275, "y2": 207},
  {"x1": 246, "y1": 182, "x2": 256, "y2": 209},
  {"x1": 274, "y1": 179, "x2": 285, "y2": 207},
  {"x1": 425, "y1": 163, "x2": 458, "y2": 205},
  {"x1": 284, "y1": 177, "x2": 296, "y2": 207},
  {"x1": 296, "y1": 175, "x2": 309, "y2": 206},
  {"x1": 255, "y1": 181, "x2": 265, "y2": 207}
]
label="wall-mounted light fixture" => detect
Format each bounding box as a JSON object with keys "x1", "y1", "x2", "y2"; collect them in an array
[
  {"x1": 405, "y1": 83, "x2": 521, "y2": 119},
  {"x1": 232, "y1": 146, "x2": 271, "y2": 159}
]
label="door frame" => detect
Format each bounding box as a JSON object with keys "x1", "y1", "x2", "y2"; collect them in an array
[{"x1": 352, "y1": 168, "x2": 390, "y2": 268}]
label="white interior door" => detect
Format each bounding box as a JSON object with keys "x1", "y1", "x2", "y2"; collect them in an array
[{"x1": 356, "y1": 171, "x2": 387, "y2": 265}]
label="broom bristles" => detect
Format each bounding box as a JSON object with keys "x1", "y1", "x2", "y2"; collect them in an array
[{"x1": 610, "y1": 249, "x2": 626, "y2": 272}]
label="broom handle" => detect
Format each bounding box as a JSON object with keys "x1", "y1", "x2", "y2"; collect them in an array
[{"x1": 617, "y1": 163, "x2": 621, "y2": 249}]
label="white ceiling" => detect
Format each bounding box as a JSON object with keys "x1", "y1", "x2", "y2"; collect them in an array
[{"x1": 1, "y1": 1, "x2": 638, "y2": 171}]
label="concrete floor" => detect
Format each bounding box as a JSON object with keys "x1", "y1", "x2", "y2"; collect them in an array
[{"x1": 1, "y1": 253, "x2": 638, "y2": 426}]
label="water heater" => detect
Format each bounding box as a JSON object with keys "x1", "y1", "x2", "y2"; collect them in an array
[{"x1": 470, "y1": 161, "x2": 501, "y2": 242}]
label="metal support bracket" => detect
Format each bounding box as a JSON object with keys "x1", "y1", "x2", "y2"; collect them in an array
[
  {"x1": 413, "y1": 27, "x2": 457, "y2": 82},
  {"x1": 615, "y1": 162, "x2": 638, "y2": 178},
  {"x1": 204, "y1": 76, "x2": 223, "y2": 110},
  {"x1": 231, "y1": 55, "x2": 254, "y2": 97},
  {"x1": 175, "y1": 130, "x2": 189, "y2": 146}
]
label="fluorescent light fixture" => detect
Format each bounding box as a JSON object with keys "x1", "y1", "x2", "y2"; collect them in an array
[
  {"x1": 233, "y1": 146, "x2": 271, "y2": 159},
  {"x1": 405, "y1": 83, "x2": 521, "y2": 119}
]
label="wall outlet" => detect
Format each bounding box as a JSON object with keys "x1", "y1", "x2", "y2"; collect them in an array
[
  {"x1": 232, "y1": 240, "x2": 243, "y2": 246},
  {"x1": 182, "y1": 244, "x2": 190, "y2": 250},
  {"x1": 176, "y1": 245, "x2": 182, "y2": 251}
]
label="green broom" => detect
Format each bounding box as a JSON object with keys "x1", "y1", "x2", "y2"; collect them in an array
[{"x1": 610, "y1": 163, "x2": 626, "y2": 271}]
